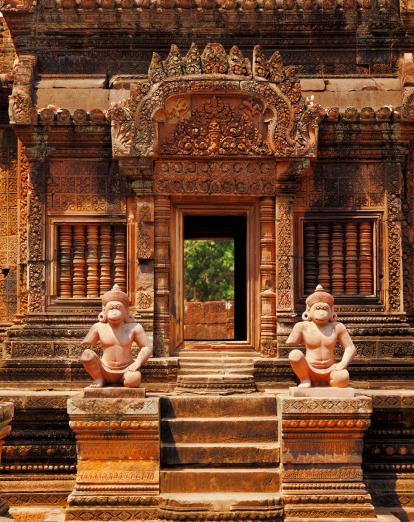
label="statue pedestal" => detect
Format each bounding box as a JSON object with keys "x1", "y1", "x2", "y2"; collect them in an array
[
  {"x1": 65, "y1": 388, "x2": 160, "y2": 521},
  {"x1": 278, "y1": 394, "x2": 378, "y2": 521},
  {"x1": 0, "y1": 402, "x2": 13, "y2": 518}
]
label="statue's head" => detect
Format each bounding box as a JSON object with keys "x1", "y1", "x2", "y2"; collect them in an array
[
  {"x1": 99, "y1": 284, "x2": 133, "y2": 324},
  {"x1": 302, "y1": 284, "x2": 336, "y2": 324}
]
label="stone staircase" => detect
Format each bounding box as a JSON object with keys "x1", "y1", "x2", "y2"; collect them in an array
[
  {"x1": 176, "y1": 350, "x2": 257, "y2": 394},
  {"x1": 158, "y1": 394, "x2": 282, "y2": 521}
]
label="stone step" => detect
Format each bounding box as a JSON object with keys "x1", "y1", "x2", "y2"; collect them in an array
[
  {"x1": 161, "y1": 395, "x2": 278, "y2": 418},
  {"x1": 159, "y1": 492, "x2": 283, "y2": 521},
  {"x1": 161, "y1": 417, "x2": 278, "y2": 443},
  {"x1": 179, "y1": 350, "x2": 256, "y2": 358},
  {"x1": 160, "y1": 467, "x2": 280, "y2": 493},
  {"x1": 161, "y1": 442, "x2": 280, "y2": 465},
  {"x1": 178, "y1": 367, "x2": 253, "y2": 375},
  {"x1": 179, "y1": 359, "x2": 254, "y2": 366}
]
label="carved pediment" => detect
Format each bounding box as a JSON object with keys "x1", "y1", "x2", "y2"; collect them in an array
[{"x1": 107, "y1": 43, "x2": 321, "y2": 160}]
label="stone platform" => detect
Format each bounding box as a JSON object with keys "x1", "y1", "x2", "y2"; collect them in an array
[
  {"x1": 279, "y1": 393, "x2": 377, "y2": 521},
  {"x1": 65, "y1": 388, "x2": 160, "y2": 521}
]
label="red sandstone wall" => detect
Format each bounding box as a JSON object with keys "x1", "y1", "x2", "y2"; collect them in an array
[{"x1": 184, "y1": 300, "x2": 234, "y2": 340}]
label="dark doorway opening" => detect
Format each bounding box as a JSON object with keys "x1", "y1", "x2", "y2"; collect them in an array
[{"x1": 183, "y1": 215, "x2": 247, "y2": 341}]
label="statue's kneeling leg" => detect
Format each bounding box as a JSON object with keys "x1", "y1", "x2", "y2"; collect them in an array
[
  {"x1": 330, "y1": 369, "x2": 350, "y2": 388},
  {"x1": 289, "y1": 349, "x2": 311, "y2": 387},
  {"x1": 123, "y1": 370, "x2": 142, "y2": 388},
  {"x1": 80, "y1": 349, "x2": 105, "y2": 387}
]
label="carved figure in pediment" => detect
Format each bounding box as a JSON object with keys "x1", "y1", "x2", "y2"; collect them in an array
[{"x1": 161, "y1": 96, "x2": 269, "y2": 156}]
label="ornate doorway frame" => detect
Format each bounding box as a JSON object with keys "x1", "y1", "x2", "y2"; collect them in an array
[{"x1": 171, "y1": 197, "x2": 259, "y2": 353}]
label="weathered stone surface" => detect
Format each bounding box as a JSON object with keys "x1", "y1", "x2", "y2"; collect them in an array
[
  {"x1": 66, "y1": 394, "x2": 160, "y2": 521},
  {"x1": 0, "y1": 402, "x2": 14, "y2": 518},
  {"x1": 279, "y1": 395, "x2": 377, "y2": 521}
]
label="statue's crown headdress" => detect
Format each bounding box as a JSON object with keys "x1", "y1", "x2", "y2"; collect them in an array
[
  {"x1": 305, "y1": 284, "x2": 334, "y2": 308},
  {"x1": 102, "y1": 284, "x2": 129, "y2": 307}
]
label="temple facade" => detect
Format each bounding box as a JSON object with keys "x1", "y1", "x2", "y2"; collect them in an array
[{"x1": 0, "y1": 1, "x2": 414, "y2": 520}]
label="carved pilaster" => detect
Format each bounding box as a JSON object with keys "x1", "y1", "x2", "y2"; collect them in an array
[
  {"x1": 154, "y1": 195, "x2": 171, "y2": 357},
  {"x1": 259, "y1": 197, "x2": 277, "y2": 357},
  {"x1": 136, "y1": 200, "x2": 155, "y2": 329},
  {"x1": 17, "y1": 141, "x2": 29, "y2": 316},
  {"x1": 387, "y1": 166, "x2": 404, "y2": 313},
  {"x1": 27, "y1": 158, "x2": 46, "y2": 313},
  {"x1": 276, "y1": 193, "x2": 295, "y2": 314}
]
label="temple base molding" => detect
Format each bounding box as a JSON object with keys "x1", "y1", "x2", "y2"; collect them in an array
[
  {"x1": 279, "y1": 393, "x2": 378, "y2": 522},
  {"x1": 65, "y1": 390, "x2": 160, "y2": 521}
]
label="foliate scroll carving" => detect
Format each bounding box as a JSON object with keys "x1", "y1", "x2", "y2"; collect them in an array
[
  {"x1": 107, "y1": 43, "x2": 320, "y2": 160},
  {"x1": 387, "y1": 167, "x2": 403, "y2": 312},
  {"x1": 276, "y1": 193, "x2": 294, "y2": 311},
  {"x1": 17, "y1": 142, "x2": 29, "y2": 315},
  {"x1": 9, "y1": 56, "x2": 37, "y2": 125},
  {"x1": 27, "y1": 161, "x2": 46, "y2": 312},
  {"x1": 137, "y1": 203, "x2": 153, "y2": 259},
  {"x1": 154, "y1": 160, "x2": 277, "y2": 195}
]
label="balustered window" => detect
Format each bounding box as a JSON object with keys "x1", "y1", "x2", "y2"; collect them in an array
[
  {"x1": 56, "y1": 223, "x2": 127, "y2": 298},
  {"x1": 303, "y1": 219, "x2": 376, "y2": 297}
]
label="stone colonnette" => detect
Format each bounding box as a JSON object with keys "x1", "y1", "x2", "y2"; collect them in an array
[
  {"x1": 278, "y1": 394, "x2": 377, "y2": 521},
  {"x1": 0, "y1": 402, "x2": 14, "y2": 518},
  {"x1": 65, "y1": 388, "x2": 160, "y2": 521}
]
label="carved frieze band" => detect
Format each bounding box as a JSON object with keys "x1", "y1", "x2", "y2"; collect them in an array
[{"x1": 154, "y1": 160, "x2": 277, "y2": 195}]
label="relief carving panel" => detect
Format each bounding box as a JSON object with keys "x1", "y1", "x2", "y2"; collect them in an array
[
  {"x1": 47, "y1": 161, "x2": 127, "y2": 215},
  {"x1": 154, "y1": 160, "x2": 277, "y2": 195}
]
